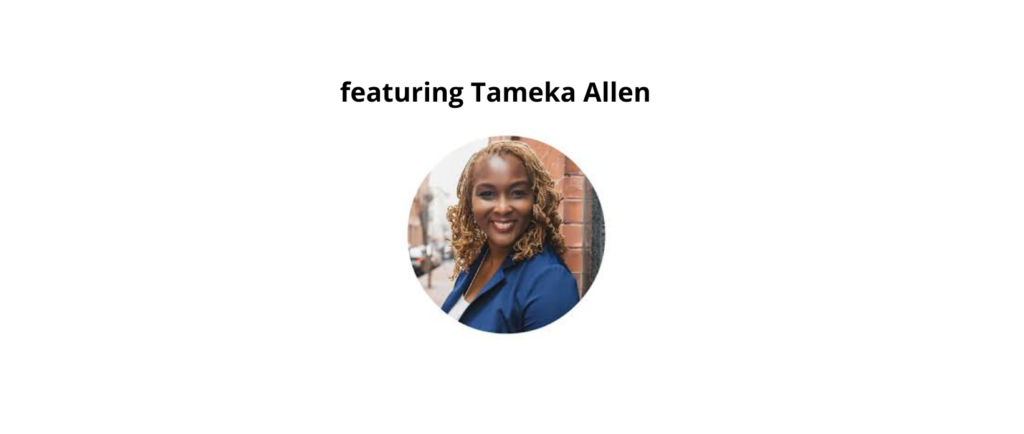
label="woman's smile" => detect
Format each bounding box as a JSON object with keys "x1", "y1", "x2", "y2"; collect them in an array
[{"x1": 491, "y1": 219, "x2": 517, "y2": 233}]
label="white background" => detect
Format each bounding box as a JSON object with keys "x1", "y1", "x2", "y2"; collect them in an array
[{"x1": 2, "y1": 1, "x2": 1023, "y2": 432}]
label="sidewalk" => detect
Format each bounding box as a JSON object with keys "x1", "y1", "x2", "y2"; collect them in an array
[{"x1": 419, "y1": 259, "x2": 455, "y2": 307}]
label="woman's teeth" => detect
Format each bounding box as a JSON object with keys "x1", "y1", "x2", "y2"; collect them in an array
[{"x1": 493, "y1": 221, "x2": 514, "y2": 232}]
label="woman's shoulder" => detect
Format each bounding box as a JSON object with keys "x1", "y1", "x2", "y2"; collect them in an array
[
  {"x1": 511, "y1": 244, "x2": 579, "y2": 331},
  {"x1": 513, "y1": 244, "x2": 576, "y2": 292},
  {"x1": 517, "y1": 243, "x2": 569, "y2": 271}
]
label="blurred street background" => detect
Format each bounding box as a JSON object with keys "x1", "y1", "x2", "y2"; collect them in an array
[
  {"x1": 408, "y1": 140, "x2": 480, "y2": 307},
  {"x1": 418, "y1": 259, "x2": 454, "y2": 307}
]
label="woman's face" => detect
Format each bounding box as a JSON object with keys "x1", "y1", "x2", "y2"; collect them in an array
[{"x1": 471, "y1": 153, "x2": 534, "y2": 252}]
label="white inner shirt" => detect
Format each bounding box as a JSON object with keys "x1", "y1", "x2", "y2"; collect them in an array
[{"x1": 448, "y1": 294, "x2": 471, "y2": 321}]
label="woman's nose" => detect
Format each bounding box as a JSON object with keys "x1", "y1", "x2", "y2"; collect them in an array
[{"x1": 495, "y1": 195, "x2": 512, "y2": 213}]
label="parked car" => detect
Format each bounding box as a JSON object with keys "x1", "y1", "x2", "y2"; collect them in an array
[{"x1": 409, "y1": 245, "x2": 442, "y2": 276}]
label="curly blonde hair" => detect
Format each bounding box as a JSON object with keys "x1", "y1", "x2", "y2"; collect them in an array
[{"x1": 446, "y1": 140, "x2": 567, "y2": 279}]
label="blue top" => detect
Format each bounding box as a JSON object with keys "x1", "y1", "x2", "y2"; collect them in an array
[{"x1": 442, "y1": 244, "x2": 580, "y2": 333}]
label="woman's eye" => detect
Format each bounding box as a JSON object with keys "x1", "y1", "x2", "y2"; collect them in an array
[
  {"x1": 511, "y1": 190, "x2": 528, "y2": 198},
  {"x1": 477, "y1": 191, "x2": 495, "y2": 199}
]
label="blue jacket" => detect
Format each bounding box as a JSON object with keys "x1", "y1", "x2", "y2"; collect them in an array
[{"x1": 442, "y1": 244, "x2": 579, "y2": 333}]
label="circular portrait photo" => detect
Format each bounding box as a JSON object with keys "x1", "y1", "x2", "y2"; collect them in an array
[{"x1": 408, "y1": 136, "x2": 605, "y2": 333}]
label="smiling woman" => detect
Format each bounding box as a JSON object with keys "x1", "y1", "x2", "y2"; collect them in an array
[{"x1": 408, "y1": 137, "x2": 604, "y2": 334}]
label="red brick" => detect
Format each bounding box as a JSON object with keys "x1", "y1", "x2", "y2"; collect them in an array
[
  {"x1": 531, "y1": 144, "x2": 549, "y2": 161},
  {"x1": 563, "y1": 199, "x2": 584, "y2": 223},
  {"x1": 566, "y1": 158, "x2": 583, "y2": 175},
  {"x1": 543, "y1": 151, "x2": 565, "y2": 180},
  {"x1": 564, "y1": 247, "x2": 583, "y2": 272},
  {"x1": 563, "y1": 175, "x2": 585, "y2": 199},
  {"x1": 562, "y1": 223, "x2": 582, "y2": 247},
  {"x1": 522, "y1": 138, "x2": 550, "y2": 161}
]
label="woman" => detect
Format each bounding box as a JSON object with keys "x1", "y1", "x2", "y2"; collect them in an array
[{"x1": 441, "y1": 140, "x2": 579, "y2": 333}]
